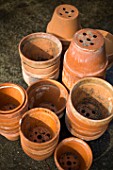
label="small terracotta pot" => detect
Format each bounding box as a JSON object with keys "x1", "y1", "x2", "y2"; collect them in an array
[
  {"x1": 47, "y1": 4, "x2": 81, "y2": 52},
  {"x1": 62, "y1": 28, "x2": 108, "y2": 90},
  {"x1": 0, "y1": 83, "x2": 28, "y2": 141},
  {"x1": 98, "y1": 29, "x2": 113, "y2": 68},
  {"x1": 19, "y1": 108, "x2": 60, "y2": 161},
  {"x1": 54, "y1": 137, "x2": 93, "y2": 170},
  {"x1": 19, "y1": 32, "x2": 62, "y2": 85},
  {"x1": 27, "y1": 79, "x2": 68, "y2": 118},
  {"x1": 65, "y1": 77, "x2": 113, "y2": 141}
]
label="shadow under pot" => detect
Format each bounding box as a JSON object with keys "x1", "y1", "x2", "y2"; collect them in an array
[
  {"x1": 19, "y1": 108, "x2": 60, "y2": 161},
  {"x1": 19, "y1": 32, "x2": 62, "y2": 85},
  {"x1": 62, "y1": 28, "x2": 108, "y2": 90},
  {"x1": 0, "y1": 83, "x2": 28, "y2": 141},
  {"x1": 27, "y1": 79, "x2": 68, "y2": 118},
  {"x1": 65, "y1": 77, "x2": 113, "y2": 141},
  {"x1": 54, "y1": 137, "x2": 93, "y2": 170}
]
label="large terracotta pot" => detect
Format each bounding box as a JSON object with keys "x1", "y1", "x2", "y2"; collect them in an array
[
  {"x1": 47, "y1": 4, "x2": 81, "y2": 52},
  {"x1": 98, "y1": 29, "x2": 113, "y2": 68},
  {"x1": 54, "y1": 137, "x2": 93, "y2": 170},
  {"x1": 65, "y1": 77, "x2": 113, "y2": 141},
  {"x1": 27, "y1": 79, "x2": 68, "y2": 118},
  {"x1": 62, "y1": 28, "x2": 108, "y2": 90},
  {"x1": 0, "y1": 83, "x2": 28, "y2": 141},
  {"x1": 19, "y1": 32, "x2": 62, "y2": 85},
  {"x1": 19, "y1": 108, "x2": 60, "y2": 160}
]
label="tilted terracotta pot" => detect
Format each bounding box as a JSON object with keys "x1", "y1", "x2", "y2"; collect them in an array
[
  {"x1": 19, "y1": 32, "x2": 62, "y2": 85},
  {"x1": 27, "y1": 79, "x2": 68, "y2": 118},
  {"x1": 0, "y1": 83, "x2": 28, "y2": 141},
  {"x1": 98, "y1": 29, "x2": 113, "y2": 68},
  {"x1": 47, "y1": 4, "x2": 81, "y2": 52},
  {"x1": 54, "y1": 137, "x2": 93, "y2": 170},
  {"x1": 19, "y1": 108, "x2": 60, "y2": 160},
  {"x1": 62, "y1": 28, "x2": 108, "y2": 90},
  {"x1": 65, "y1": 77, "x2": 113, "y2": 141}
]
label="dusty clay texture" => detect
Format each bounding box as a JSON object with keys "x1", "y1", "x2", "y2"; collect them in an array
[{"x1": 0, "y1": 0, "x2": 113, "y2": 170}]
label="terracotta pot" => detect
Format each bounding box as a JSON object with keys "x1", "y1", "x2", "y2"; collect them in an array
[
  {"x1": 54, "y1": 137, "x2": 93, "y2": 170},
  {"x1": 27, "y1": 79, "x2": 68, "y2": 118},
  {"x1": 47, "y1": 4, "x2": 81, "y2": 52},
  {"x1": 19, "y1": 108, "x2": 60, "y2": 161},
  {"x1": 65, "y1": 77, "x2": 113, "y2": 141},
  {"x1": 22, "y1": 67, "x2": 60, "y2": 86},
  {"x1": 0, "y1": 83, "x2": 28, "y2": 141},
  {"x1": 98, "y1": 29, "x2": 113, "y2": 68},
  {"x1": 62, "y1": 28, "x2": 108, "y2": 90},
  {"x1": 19, "y1": 32, "x2": 62, "y2": 85}
]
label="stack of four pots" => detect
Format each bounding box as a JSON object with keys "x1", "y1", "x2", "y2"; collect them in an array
[{"x1": 19, "y1": 33, "x2": 62, "y2": 86}]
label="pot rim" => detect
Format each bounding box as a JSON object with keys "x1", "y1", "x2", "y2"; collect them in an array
[
  {"x1": 54, "y1": 137, "x2": 93, "y2": 170},
  {"x1": 69, "y1": 77, "x2": 113, "y2": 123},
  {"x1": 19, "y1": 107, "x2": 60, "y2": 146},
  {"x1": 27, "y1": 79, "x2": 68, "y2": 115},
  {"x1": 0, "y1": 83, "x2": 26, "y2": 114},
  {"x1": 19, "y1": 32, "x2": 62, "y2": 66}
]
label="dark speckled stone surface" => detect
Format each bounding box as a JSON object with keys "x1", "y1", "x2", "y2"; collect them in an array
[{"x1": 0, "y1": 0, "x2": 113, "y2": 169}]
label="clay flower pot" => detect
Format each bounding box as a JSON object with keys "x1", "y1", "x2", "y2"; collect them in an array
[
  {"x1": 54, "y1": 137, "x2": 93, "y2": 170},
  {"x1": 27, "y1": 79, "x2": 68, "y2": 118},
  {"x1": 19, "y1": 32, "x2": 62, "y2": 85},
  {"x1": 19, "y1": 108, "x2": 60, "y2": 161},
  {"x1": 46, "y1": 4, "x2": 81, "y2": 52},
  {"x1": 98, "y1": 29, "x2": 113, "y2": 68},
  {"x1": 0, "y1": 83, "x2": 28, "y2": 141},
  {"x1": 62, "y1": 28, "x2": 108, "y2": 90},
  {"x1": 65, "y1": 77, "x2": 113, "y2": 141}
]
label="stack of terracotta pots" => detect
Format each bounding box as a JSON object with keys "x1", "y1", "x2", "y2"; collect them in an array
[
  {"x1": 19, "y1": 32, "x2": 62, "y2": 85},
  {"x1": 62, "y1": 28, "x2": 108, "y2": 90},
  {"x1": 65, "y1": 77, "x2": 113, "y2": 141},
  {"x1": 19, "y1": 108, "x2": 60, "y2": 160},
  {"x1": 47, "y1": 4, "x2": 81, "y2": 53},
  {"x1": 0, "y1": 83, "x2": 28, "y2": 141},
  {"x1": 27, "y1": 79, "x2": 68, "y2": 118},
  {"x1": 2, "y1": 3, "x2": 113, "y2": 170}
]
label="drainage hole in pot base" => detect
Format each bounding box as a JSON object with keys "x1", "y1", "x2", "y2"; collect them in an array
[
  {"x1": 78, "y1": 31, "x2": 98, "y2": 47},
  {"x1": 59, "y1": 152, "x2": 80, "y2": 170},
  {"x1": 1, "y1": 103, "x2": 18, "y2": 111},
  {"x1": 28, "y1": 126, "x2": 53, "y2": 143},
  {"x1": 38, "y1": 102, "x2": 57, "y2": 113},
  {"x1": 76, "y1": 101, "x2": 103, "y2": 120}
]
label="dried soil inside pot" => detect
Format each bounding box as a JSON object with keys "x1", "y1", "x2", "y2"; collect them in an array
[
  {"x1": 21, "y1": 38, "x2": 59, "y2": 62},
  {"x1": 72, "y1": 83, "x2": 111, "y2": 120}
]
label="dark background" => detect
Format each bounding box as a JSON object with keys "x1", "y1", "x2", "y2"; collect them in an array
[{"x1": 0, "y1": 0, "x2": 113, "y2": 169}]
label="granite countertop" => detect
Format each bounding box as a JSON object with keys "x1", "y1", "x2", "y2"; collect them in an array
[{"x1": 0, "y1": 0, "x2": 113, "y2": 169}]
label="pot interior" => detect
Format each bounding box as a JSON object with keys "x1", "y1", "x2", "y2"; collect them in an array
[
  {"x1": 21, "y1": 37, "x2": 59, "y2": 62},
  {"x1": 71, "y1": 80, "x2": 113, "y2": 120},
  {"x1": 0, "y1": 86, "x2": 24, "y2": 112},
  {"x1": 21, "y1": 109, "x2": 58, "y2": 143},
  {"x1": 56, "y1": 142, "x2": 90, "y2": 170},
  {"x1": 28, "y1": 84, "x2": 67, "y2": 115}
]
